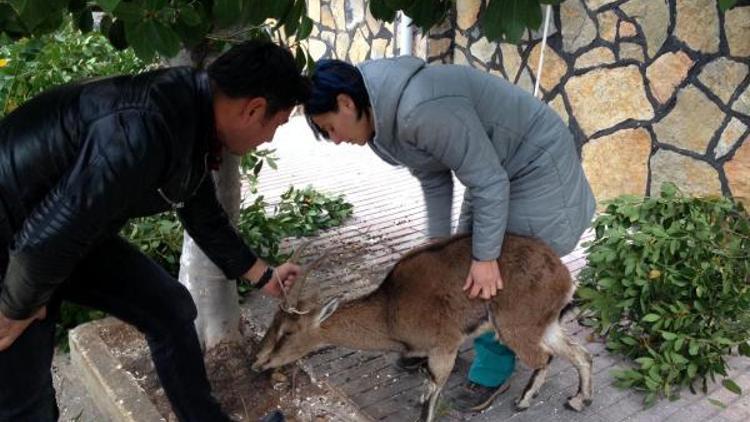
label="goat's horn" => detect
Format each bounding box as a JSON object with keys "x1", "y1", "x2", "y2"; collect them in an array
[
  {"x1": 289, "y1": 240, "x2": 313, "y2": 263},
  {"x1": 285, "y1": 249, "x2": 330, "y2": 310}
]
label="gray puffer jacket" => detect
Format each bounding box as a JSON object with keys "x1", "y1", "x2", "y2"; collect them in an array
[{"x1": 358, "y1": 56, "x2": 595, "y2": 260}]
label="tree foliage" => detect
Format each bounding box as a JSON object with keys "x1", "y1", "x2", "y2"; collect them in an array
[
  {"x1": 0, "y1": 0, "x2": 314, "y2": 66},
  {"x1": 370, "y1": 0, "x2": 742, "y2": 44},
  {"x1": 578, "y1": 183, "x2": 750, "y2": 406}
]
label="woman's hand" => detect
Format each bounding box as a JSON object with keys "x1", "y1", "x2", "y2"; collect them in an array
[{"x1": 463, "y1": 260, "x2": 503, "y2": 299}]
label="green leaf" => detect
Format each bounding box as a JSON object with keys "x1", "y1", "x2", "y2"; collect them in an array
[
  {"x1": 687, "y1": 363, "x2": 697, "y2": 379},
  {"x1": 6, "y1": 0, "x2": 27, "y2": 15},
  {"x1": 98, "y1": 0, "x2": 122, "y2": 13},
  {"x1": 643, "y1": 313, "x2": 661, "y2": 322},
  {"x1": 662, "y1": 332, "x2": 677, "y2": 341},
  {"x1": 636, "y1": 357, "x2": 654, "y2": 369},
  {"x1": 283, "y1": 0, "x2": 305, "y2": 36},
  {"x1": 108, "y1": 18, "x2": 128, "y2": 50},
  {"x1": 125, "y1": 20, "x2": 155, "y2": 61},
  {"x1": 621, "y1": 336, "x2": 637, "y2": 346},
  {"x1": 147, "y1": 19, "x2": 181, "y2": 57},
  {"x1": 722, "y1": 379, "x2": 742, "y2": 395},
  {"x1": 295, "y1": 44, "x2": 306, "y2": 72},
  {"x1": 178, "y1": 5, "x2": 201, "y2": 26},
  {"x1": 404, "y1": 0, "x2": 450, "y2": 30},
  {"x1": 482, "y1": 0, "x2": 543, "y2": 44},
  {"x1": 369, "y1": 0, "x2": 397, "y2": 21},
  {"x1": 297, "y1": 15, "x2": 313, "y2": 40},
  {"x1": 719, "y1": 0, "x2": 738, "y2": 12},
  {"x1": 114, "y1": 1, "x2": 144, "y2": 22},
  {"x1": 385, "y1": 0, "x2": 417, "y2": 9},
  {"x1": 213, "y1": 0, "x2": 242, "y2": 27},
  {"x1": 689, "y1": 341, "x2": 699, "y2": 356},
  {"x1": 708, "y1": 398, "x2": 727, "y2": 409},
  {"x1": 75, "y1": 9, "x2": 93, "y2": 33},
  {"x1": 674, "y1": 336, "x2": 685, "y2": 352}
]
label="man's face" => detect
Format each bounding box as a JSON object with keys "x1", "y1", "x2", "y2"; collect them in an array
[
  {"x1": 216, "y1": 96, "x2": 293, "y2": 155},
  {"x1": 310, "y1": 94, "x2": 373, "y2": 146}
]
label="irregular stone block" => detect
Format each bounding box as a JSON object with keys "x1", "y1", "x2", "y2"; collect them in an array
[
  {"x1": 620, "y1": 42, "x2": 645, "y2": 62},
  {"x1": 725, "y1": 6, "x2": 750, "y2": 58},
  {"x1": 715, "y1": 118, "x2": 748, "y2": 159},
  {"x1": 549, "y1": 94, "x2": 569, "y2": 125},
  {"x1": 733, "y1": 85, "x2": 750, "y2": 116},
  {"x1": 619, "y1": 21, "x2": 637, "y2": 38},
  {"x1": 582, "y1": 128, "x2": 651, "y2": 202},
  {"x1": 457, "y1": 0, "x2": 481, "y2": 31},
  {"x1": 653, "y1": 86, "x2": 724, "y2": 154},
  {"x1": 620, "y1": 0, "x2": 669, "y2": 58},
  {"x1": 566, "y1": 65, "x2": 654, "y2": 136},
  {"x1": 646, "y1": 51, "x2": 694, "y2": 105},
  {"x1": 575, "y1": 47, "x2": 615, "y2": 70},
  {"x1": 470, "y1": 36, "x2": 497, "y2": 63},
  {"x1": 528, "y1": 42, "x2": 568, "y2": 93},
  {"x1": 651, "y1": 150, "x2": 722, "y2": 197},
  {"x1": 598, "y1": 10, "x2": 618, "y2": 43},
  {"x1": 698, "y1": 57, "x2": 749, "y2": 105},
  {"x1": 561, "y1": 0, "x2": 596, "y2": 53},
  {"x1": 725, "y1": 139, "x2": 750, "y2": 203},
  {"x1": 675, "y1": 0, "x2": 720, "y2": 54}
]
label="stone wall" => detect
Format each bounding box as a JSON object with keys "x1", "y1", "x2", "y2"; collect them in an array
[
  {"x1": 305, "y1": 0, "x2": 750, "y2": 205},
  {"x1": 305, "y1": 0, "x2": 398, "y2": 64}
]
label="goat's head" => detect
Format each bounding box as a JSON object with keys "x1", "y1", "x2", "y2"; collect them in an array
[
  {"x1": 252, "y1": 295, "x2": 340, "y2": 372},
  {"x1": 252, "y1": 241, "x2": 338, "y2": 371}
]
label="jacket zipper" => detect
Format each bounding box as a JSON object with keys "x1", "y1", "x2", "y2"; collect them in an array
[{"x1": 157, "y1": 153, "x2": 209, "y2": 209}]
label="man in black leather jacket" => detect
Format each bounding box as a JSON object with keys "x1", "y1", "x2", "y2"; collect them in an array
[{"x1": 0, "y1": 40, "x2": 309, "y2": 421}]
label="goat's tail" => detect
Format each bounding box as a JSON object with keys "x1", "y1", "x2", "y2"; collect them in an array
[
  {"x1": 558, "y1": 302, "x2": 576, "y2": 321},
  {"x1": 558, "y1": 280, "x2": 578, "y2": 321}
]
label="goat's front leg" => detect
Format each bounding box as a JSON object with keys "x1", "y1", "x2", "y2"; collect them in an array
[{"x1": 419, "y1": 350, "x2": 457, "y2": 422}]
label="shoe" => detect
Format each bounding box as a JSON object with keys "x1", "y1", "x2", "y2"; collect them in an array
[
  {"x1": 395, "y1": 356, "x2": 428, "y2": 372},
  {"x1": 259, "y1": 409, "x2": 285, "y2": 422},
  {"x1": 450, "y1": 380, "x2": 511, "y2": 412}
]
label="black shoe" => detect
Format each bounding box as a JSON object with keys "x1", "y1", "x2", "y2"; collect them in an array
[
  {"x1": 450, "y1": 380, "x2": 511, "y2": 412},
  {"x1": 395, "y1": 356, "x2": 428, "y2": 372},
  {"x1": 259, "y1": 409, "x2": 285, "y2": 422}
]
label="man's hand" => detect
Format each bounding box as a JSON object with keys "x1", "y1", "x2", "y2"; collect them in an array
[
  {"x1": 463, "y1": 260, "x2": 503, "y2": 300},
  {"x1": 0, "y1": 306, "x2": 47, "y2": 351},
  {"x1": 261, "y1": 262, "x2": 301, "y2": 298}
]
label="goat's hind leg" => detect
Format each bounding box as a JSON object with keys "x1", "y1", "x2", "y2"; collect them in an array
[
  {"x1": 420, "y1": 349, "x2": 457, "y2": 422},
  {"x1": 544, "y1": 323, "x2": 593, "y2": 411},
  {"x1": 515, "y1": 358, "x2": 551, "y2": 411}
]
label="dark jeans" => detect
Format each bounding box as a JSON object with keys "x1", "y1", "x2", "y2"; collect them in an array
[{"x1": 0, "y1": 235, "x2": 231, "y2": 422}]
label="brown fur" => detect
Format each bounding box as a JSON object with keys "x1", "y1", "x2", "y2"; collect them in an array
[{"x1": 254, "y1": 234, "x2": 593, "y2": 421}]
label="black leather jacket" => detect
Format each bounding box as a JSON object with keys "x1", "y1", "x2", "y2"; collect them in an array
[{"x1": 0, "y1": 67, "x2": 256, "y2": 319}]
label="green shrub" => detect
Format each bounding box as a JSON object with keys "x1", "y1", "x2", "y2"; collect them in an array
[
  {"x1": 124, "y1": 184, "x2": 354, "y2": 277},
  {"x1": 578, "y1": 183, "x2": 750, "y2": 406},
  {"x1": 0, "y1": 20, "x2": 146, "y2": 117}
]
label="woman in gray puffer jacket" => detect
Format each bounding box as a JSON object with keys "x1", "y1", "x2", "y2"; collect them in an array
[{"x1": 304, "y1": 56, "x2": 595, "y2": 411}]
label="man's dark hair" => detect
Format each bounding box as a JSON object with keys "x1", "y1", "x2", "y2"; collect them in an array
[
  {"x1": 304, "y1": 59, "x2": 370, "y2": 139},
  {"x1": 207, "y1": 40, "x2": 310, "y2": 116}
]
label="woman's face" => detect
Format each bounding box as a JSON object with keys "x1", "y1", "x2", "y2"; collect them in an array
[{"x1": 310, "y1": 94, "x2": 373, "y2": 146}]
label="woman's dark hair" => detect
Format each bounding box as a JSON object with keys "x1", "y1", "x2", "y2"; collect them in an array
[
  {"x1": 207, "y1": 40, "x2": 310, "y2": 116},
  {"x1": 304, "y1": 59, "x2": 370, "y2": 139}
]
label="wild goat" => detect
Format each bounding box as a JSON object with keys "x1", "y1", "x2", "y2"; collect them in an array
[{"x1": 253, "y1": 234, "x2": 593, "y2": 421}]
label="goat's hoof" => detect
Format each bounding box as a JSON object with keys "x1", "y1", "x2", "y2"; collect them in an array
[
  {"x1": 513, "y1": 398, "x2": 530, "y2": 412},
  {"x1": 565, "y1": 395, "x2": 592, "y2": 412}
]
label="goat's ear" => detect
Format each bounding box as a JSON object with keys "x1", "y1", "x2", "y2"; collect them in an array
[{"x1": 316, "y1": 297, "x2": 340, "y2": 326}]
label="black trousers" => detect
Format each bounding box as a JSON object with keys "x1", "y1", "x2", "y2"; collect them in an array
[{"x1": 0, "y1": 235, "x2": 231, "y2": 422}]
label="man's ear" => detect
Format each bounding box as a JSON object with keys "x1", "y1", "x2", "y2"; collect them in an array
[
  {"x1": 243, "y1": 97, "x2": 267, "y2": 124},
  {"x1": 336, "y1": 93, "x2": 355, "y2": 114}
]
